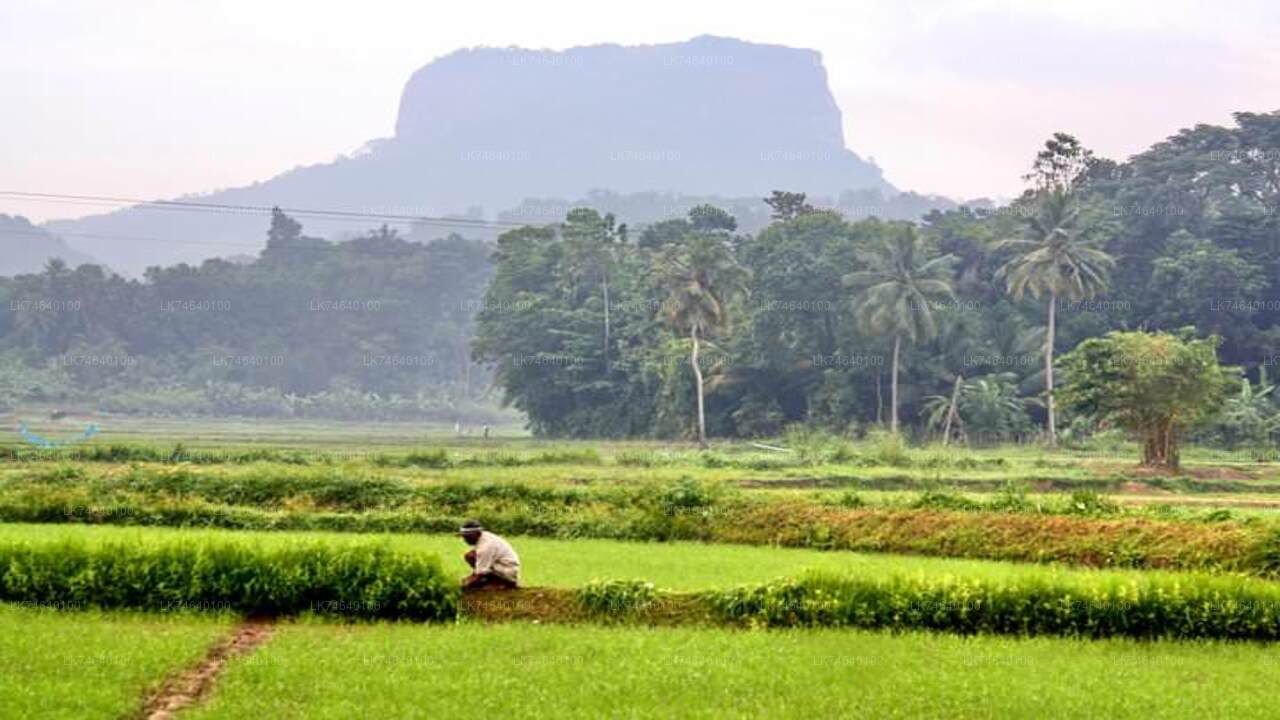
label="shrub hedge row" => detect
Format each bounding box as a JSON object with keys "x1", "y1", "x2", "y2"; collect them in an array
[
  {"x1": 0, "y1": 537, "x2": 457, "y2": 620},
  {"x1": 2, "y1": 535, "x2": 1279, "y2": 640},
  {"x1": 705, "y1": 571, "x2": 1280, "y2": 640},
  {"x1": 3, "y1": 488, "x2": 1277, "y2": 577}
]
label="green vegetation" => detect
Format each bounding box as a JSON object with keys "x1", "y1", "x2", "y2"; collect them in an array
[
  {"x1": 0, "y1": 603, "x2": 230, "y2": 719},
  {"x1": 0, "y1": 521, "x2": 1258, "y2": 592},
  {"x1": 0, "y1": 217, "x2": 499, "y2": 421},
  {"x1": 995, "y1": 183, "x2": 1115, "y2": 445},
  {"x1": 844, "y1": 224, "x2": 956, "y2": 433},
  {"x1": 2, "y1": 429, "x2": 1280, "y2": 714},
  {"x1": 2, "y1": 43, "x2": 1278, "y2": 720},
  {"x1": 5, "y1": 456, "x2": 1280, "y2": 576},
  {"x1": 188, "y1": 623, "x2": 1280, "y2": 719},
  {"x1": 470, "y1": 119, "x2": 1280, "y2": 442},
  {"x1": 12, "y1": 522, "x2": 1275, "y2": 640},
  {"x1": 709, "y1": 570, "x2": 1280, "y2": 640},
  {"x1": 0, "y1": 533, "x2": 456, "y2": 619},
  {"x1": 655, "y1": 225, "x2": 749, "y2": 446},
  {"x1": 1061, "y1": 330, "x2": 1236, "y2": 467}
]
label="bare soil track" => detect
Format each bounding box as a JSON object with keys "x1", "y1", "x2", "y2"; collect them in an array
[
  {"x1": 134, "y1": 618, "x2": 275, "y2": 720},
  {"x1": 461, "y1": 586, "x2": 709, "y2": 625}
]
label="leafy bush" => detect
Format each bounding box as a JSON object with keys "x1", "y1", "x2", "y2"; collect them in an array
[
  {"x1": 0, "y1": 537, "x2": 457, "y2": 619},
  {"x1": 575, "y1": 579, "x2": 659, "y2": 615},
  {"x1": 783, "y1": 425, "x2": 854, "y2": 465},
  {"x1": 836, "y1": 491, "x2": 865, "y2": 508},
  {"x1": 661, "y1": 477, "x2": 721, "y2": 515},
  {"x1": 867, "y1": 429, "x2": 911, "y2": 467}
]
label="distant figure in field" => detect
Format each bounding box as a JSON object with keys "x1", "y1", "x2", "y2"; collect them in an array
[
  {"x1": 483, "y1": 425, "x2": 491, "y2": 439},
  {"x1": 454, "y1": 421, "x2": 462, "y2": 436},
  {"x1": 458, "y1": 520, "x2": 520, "y2": 590},
  {"x1": 49, "y1": 410, "x2": 67, "y2": 421}
]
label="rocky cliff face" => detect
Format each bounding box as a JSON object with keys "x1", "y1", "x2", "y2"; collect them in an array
[
  {"x1": 48, "y1": 35, "x2": 891, "y2": 273},
  {"x1": 391, "y1": 35, "x2": 888, "y2": 203}
]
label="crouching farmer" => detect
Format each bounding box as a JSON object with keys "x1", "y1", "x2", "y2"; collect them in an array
[{"x1": 458, "y1": 520, "x2": 521, "y2": 590}]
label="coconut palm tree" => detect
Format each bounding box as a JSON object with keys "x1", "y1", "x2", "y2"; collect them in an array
[
  {"x1": 922, "y1": 373, "x2": 1034, "y2": 444},
  {"x1": 843, "y1": 225, "x2": 956, "y2": 434},
  {"x1": 995, "y1": 190, "x2": 1114, "y2": 446},
  {"x1": 656, "y1": 233, "x2": 748, "y2": 448}
]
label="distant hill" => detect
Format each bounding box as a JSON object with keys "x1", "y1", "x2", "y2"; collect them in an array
[
  {"x1": 47, "y1": 35, "x2": 900, "y2": 273},
  {"x1": 0, "y1": 215, "x2": 97, "y2": 277}
]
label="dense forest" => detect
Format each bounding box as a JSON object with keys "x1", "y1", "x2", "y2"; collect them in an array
[
  {"x1": 3, "y1": 112, "x2": 1279, "y2": 442},
  {"x1": 0, "y1": 212, "x2": 497, "y2": 420},
  {"x1": 474, "y1": 112, "x2": 1280, "y2": 446}
]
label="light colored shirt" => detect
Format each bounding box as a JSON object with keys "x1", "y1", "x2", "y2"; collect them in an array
[{"x1": 474, "y1": 531, "x2": 521, "y2": 583}]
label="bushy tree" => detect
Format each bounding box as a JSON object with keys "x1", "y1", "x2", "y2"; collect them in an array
[{"x1": 1059, "y1": 330, "x2": 1235, "y2": 468}]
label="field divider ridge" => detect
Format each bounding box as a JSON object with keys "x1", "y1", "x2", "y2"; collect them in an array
[{"x1": 134, "y1": 617, "x2": 276, "y2": 720}]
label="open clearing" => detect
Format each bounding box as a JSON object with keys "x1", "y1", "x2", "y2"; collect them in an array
[
  {"x1": 185, "y1": 622, "x2": 1280, "y2": 720},
  {"x1": 4, "y1": 424, "x2": 1280, "y2": 717}
]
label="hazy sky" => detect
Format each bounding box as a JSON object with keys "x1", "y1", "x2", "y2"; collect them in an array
[{"x1": 3, "y1": 0, "x2": 1278, "y2": 222}]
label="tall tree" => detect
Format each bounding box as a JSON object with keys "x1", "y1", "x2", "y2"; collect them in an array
[
  {"x1": 843, "y1": 225, "x2": 956, "y2": 434},
  {"x1": 656, "y1": 233, "x2": 748, "y2": 447},
  {"x1": 764, "y1": 191, "x2": 815, "y2": 221},
  {"x1": 995, "y1": 191, "x2": 1114, "y2": 445},
  {"x1": 562, "y1": 209, "x2": 626, "y2": 373},
  {"x1": 1023, "y1": 132, "x2": 1107, "y2": 194}
]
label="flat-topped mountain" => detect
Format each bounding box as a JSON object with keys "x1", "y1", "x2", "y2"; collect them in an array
[{"x1": 48, "y1": 35, "x2": 892, "y2": 273}]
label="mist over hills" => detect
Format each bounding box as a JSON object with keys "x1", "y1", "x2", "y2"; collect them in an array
[
  {"x1": 0, "y1": 215, "x2": 97, "y2": 276},
  {"x1": 43, "y1": 35, "x2": 921, "y2": 274}
]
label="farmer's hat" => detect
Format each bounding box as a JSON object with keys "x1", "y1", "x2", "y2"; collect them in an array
[{"x1": 458, "y1": 520, "x2": 484, "y2": 535}]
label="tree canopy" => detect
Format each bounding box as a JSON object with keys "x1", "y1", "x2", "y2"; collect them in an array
[{"x1": 1059, "y1": 330, "x2": 1236, "y2": 467}]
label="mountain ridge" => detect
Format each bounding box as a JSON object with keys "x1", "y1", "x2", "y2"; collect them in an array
[{"x1": 46, "y1": 35, "x2": 897, "y2": 273}]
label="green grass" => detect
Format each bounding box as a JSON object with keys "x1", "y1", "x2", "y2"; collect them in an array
[
  {"x1": 0, "y1": 603, "x2": 231, "y2": 719},
  {"x1": 0, "y1": 533, "x2": 456, "y2": 619},
  {"x1": 0, "y1": 522, "x2": 1266, "y2": 592},
  {"x1": 187, "y1": 622, "x2": 1280, "y2": 719}
]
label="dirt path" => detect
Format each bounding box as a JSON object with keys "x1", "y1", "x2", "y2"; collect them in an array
[
  {"x1": 461, "y1": 587, "x2": 709, "y2": 625},
  {"x1": 135, "y1": 618, "x2": 275, "y2": 720}
]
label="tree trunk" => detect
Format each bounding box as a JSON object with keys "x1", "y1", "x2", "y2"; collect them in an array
[
  {"x1": 890, "y1": 334, "x2": 901, "y2": 435},
  {"x1": 1045, "y1": 291, "x2": 1057, "y2": 446},
  {"x1": 875, "y1": 370, "x2": 883, "y2": 425},
  {"x1": 942, "y1": 375, "x2": 962, "y2": 446},
  {"x1": 1141, "y1": 418, "x2": 1180, "y2": 469},
  {"x1": 691, "y1": 323, "x2": 707, "y2": 449},
  {"x1": 602, "y1": 275, "x2": 611, "y2": 374}
]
